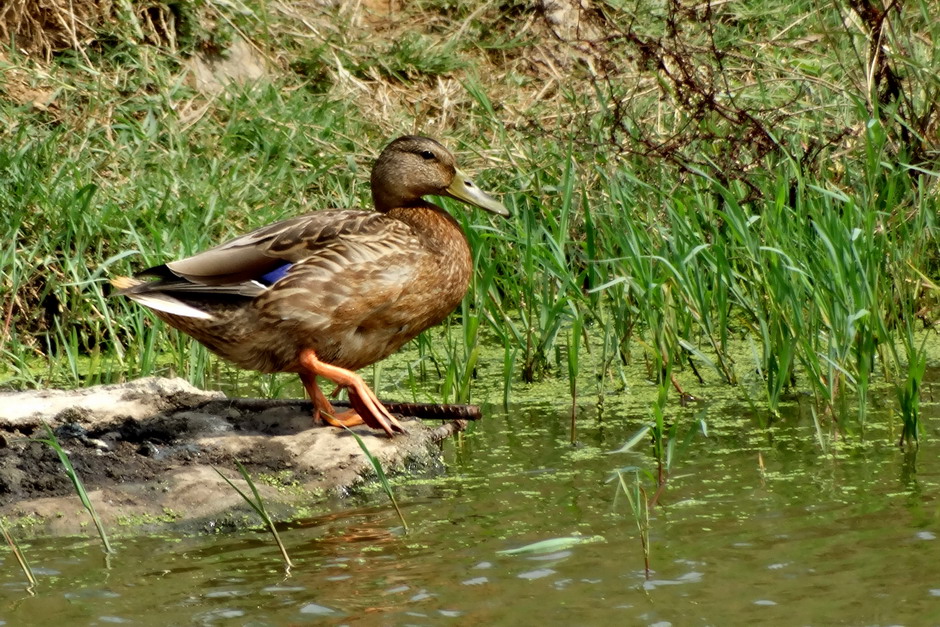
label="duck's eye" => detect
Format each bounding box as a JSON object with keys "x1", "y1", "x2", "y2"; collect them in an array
[{"x1": 419, "y1": 150, "x2": 435, "y2": 160}]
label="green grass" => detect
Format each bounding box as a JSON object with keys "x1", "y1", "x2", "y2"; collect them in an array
[
  {"x1": 213, "y1": 461, "x2": 293, "y2": 569},
  {"x1": 0, "y1": 0, "x2": 937, "y2": 448},
  {"x1": 343, "y1": 426, "x2": 409, "y2": 533},
  {"x1": 613, "y1": 469, "x2": 651, "y2": 578},
  {"x1": 35, "y1": 423, "x2": 113, "y2": 554}
]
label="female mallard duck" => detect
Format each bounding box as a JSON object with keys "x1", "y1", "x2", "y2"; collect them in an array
[{"x1": 113, "y1": 136, "x2": 508, "y2": 437}]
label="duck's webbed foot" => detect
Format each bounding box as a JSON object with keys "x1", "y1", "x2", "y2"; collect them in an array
[
  {"x1": 298, "y1": 349, "x2": 405, "y2": 437},
  {"x1": 343, "y1": 383, "x2": 405, "y2": 435}
]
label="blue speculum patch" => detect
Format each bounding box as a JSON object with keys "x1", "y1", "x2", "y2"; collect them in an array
[{"x1": 258, "y1": 263, "x2": 293, "y2": 285}]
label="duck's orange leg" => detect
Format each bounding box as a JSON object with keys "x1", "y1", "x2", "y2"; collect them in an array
[
  {"x1": 298, "y1": 371, "x2": 337, "y2": 422},
  {"x1": 298, "y1": 348, "x2": 405, "y2": 437}
]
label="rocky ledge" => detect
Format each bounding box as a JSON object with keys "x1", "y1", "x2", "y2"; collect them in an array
[{"x1": 0, "y1": 377, "x2": 470, "y2": 535}]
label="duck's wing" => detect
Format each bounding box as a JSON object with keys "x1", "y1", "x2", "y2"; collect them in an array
[
  {"x1": 115, "y1": 211, "x2": 417, "y2": 316},
  {"x1": 152, "y1": 210, "x2": 390, "y2": 287}
]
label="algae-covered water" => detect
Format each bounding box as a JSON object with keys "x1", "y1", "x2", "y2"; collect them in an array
[{"x1": 2, "y1": 371, "x2": 939, "y2": 626}]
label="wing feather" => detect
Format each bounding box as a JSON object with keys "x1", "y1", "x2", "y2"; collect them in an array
[
  {"x1": 163, "y1": 211, "x2": 384, "y2": 284},
  {"x1": 130, "y1": 211, "x2": 420, "y2": 301}
]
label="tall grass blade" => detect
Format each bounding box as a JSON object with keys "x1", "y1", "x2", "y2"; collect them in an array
[
  {"x1": 567, "y1": 313, "x2": 582, "y2": 444},
  {"x1": 342, "y1": 426, "x2": 408, "y2": 533},
  {"x1": 616, "y1": 469, "x2": 650, "y2": 578},
  {"x1": 37, "y1": 423, "x2": 113, "y2": 554},
  {"x1": 897, "y1": 350, "x2": 927, "y2": 448},
  {"x1": 213, "y1": 461, "x2": 294, "y2": 569}
]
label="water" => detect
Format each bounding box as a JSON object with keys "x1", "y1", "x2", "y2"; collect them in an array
[{"x1": 2, "y1": 376, "x2": 939, "y2": 625}]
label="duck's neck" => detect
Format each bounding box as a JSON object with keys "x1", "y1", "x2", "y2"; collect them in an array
[{"x1": 386, "y1": 202, "x2": 468, "y2": 255}]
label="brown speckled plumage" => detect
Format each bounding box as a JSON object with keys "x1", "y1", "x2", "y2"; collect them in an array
[{"x1": 112, "y1": 136, "x2": 508, "y2": 436}]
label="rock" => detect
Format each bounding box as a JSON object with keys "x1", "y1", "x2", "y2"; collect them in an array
[
  {"x1": 0, "y1": 378, "x2": 469, "y2": 536},
  {"x1": 0, "y1": 377, "x2": 224, "y2": 428},
  {"x1": 188, "y1": 37, "x2": 268, "y2": 94}
]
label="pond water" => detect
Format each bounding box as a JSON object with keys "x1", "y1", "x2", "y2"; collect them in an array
[{"x1": 2, "y1": 370, "x2": 939, "y2": 626}]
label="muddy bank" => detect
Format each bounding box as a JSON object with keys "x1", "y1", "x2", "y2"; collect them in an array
[{"x1": 0, "y1": 378, "x2": 469, "y2": 536}]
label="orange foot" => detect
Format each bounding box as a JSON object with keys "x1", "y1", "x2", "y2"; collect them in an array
[{"x1": 298, "y1": 349, "x2": 405, "y2": 437}]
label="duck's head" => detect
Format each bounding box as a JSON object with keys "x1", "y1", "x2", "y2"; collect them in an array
[{"x1": 371, "y1": 136, "x2": 509, "y2": 217}]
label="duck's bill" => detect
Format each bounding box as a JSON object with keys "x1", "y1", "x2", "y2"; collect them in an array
[{"x1": 446, "y1": 169, "x2": 510, "y2": 216}]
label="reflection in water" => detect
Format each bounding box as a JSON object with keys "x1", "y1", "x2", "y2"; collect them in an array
[{"x1": 1, "y1": 381, "x2": 939, "y2": 625}]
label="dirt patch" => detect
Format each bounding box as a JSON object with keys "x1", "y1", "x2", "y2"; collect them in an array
[
  {"x1": 0, "y1": 377, "x2": 468, "y2": 535},
  {"x1": 188, "y1": 36, "x2": 269, "y2": 94}
]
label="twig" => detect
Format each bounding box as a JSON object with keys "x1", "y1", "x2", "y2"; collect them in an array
[{"x1": 203, "y1": 397, "x2": 482, "y2": 421}]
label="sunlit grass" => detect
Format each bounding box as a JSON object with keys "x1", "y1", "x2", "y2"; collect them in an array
[
  {"x1": 613, "y1": 469, "x2": 650, "y2": 579},
  {"x1": 213, "y1": 461, "x2": 294, "y2": 570},
  {"x1": 35, "y1": 424, "x2": 114, "y2": 554},
  {"x1": 343, "y1": 427, "x2": 409, "y2": 533},
  {"x1": 0, "y1": 0, "x2": 936, "y2": 449}
]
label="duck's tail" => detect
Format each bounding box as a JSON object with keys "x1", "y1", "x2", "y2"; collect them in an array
[
  {"x1": 109, "y1": 276, "x2": 140, "y2": 291},
  {"x1": 110, "y1": 276, "x2": 214, "y2": 320}
]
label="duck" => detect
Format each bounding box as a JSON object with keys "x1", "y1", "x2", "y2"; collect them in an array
[{"x1": 112, "y1": 136, "x2": 508, "y2": 437}]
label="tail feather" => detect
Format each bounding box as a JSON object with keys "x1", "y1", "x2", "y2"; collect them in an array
[
  {"x1": 110, "y1": 276, "x2": 214, "y2": 320},
  {"x1": 110, "y1": 276, "x2": 141, "y2": 290}
]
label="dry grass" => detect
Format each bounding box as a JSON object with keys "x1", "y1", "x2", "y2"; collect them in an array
[
  {"x1": 0, "y1": 0, "x2": 185, "y2": 60},
  {"x1": 0, "y1": 0, "x2": 611, "y2": 134},
  {"x1": 0, "y1": 0, "x2": 106, "y2": 61}
]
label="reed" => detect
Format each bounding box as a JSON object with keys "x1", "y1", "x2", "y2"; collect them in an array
[
  {"x1": 614, "y1": 469, "x2": 651, "y2": 579},
  {"x1": 36, "y1": 423, "x2": 113, "y2": 553},
  {"x1": 213, "y1": 461, "x2": 294, "y2": 569},
  {"x1": 343, "y1": 427, "x2": 409, "y2": 533}
]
